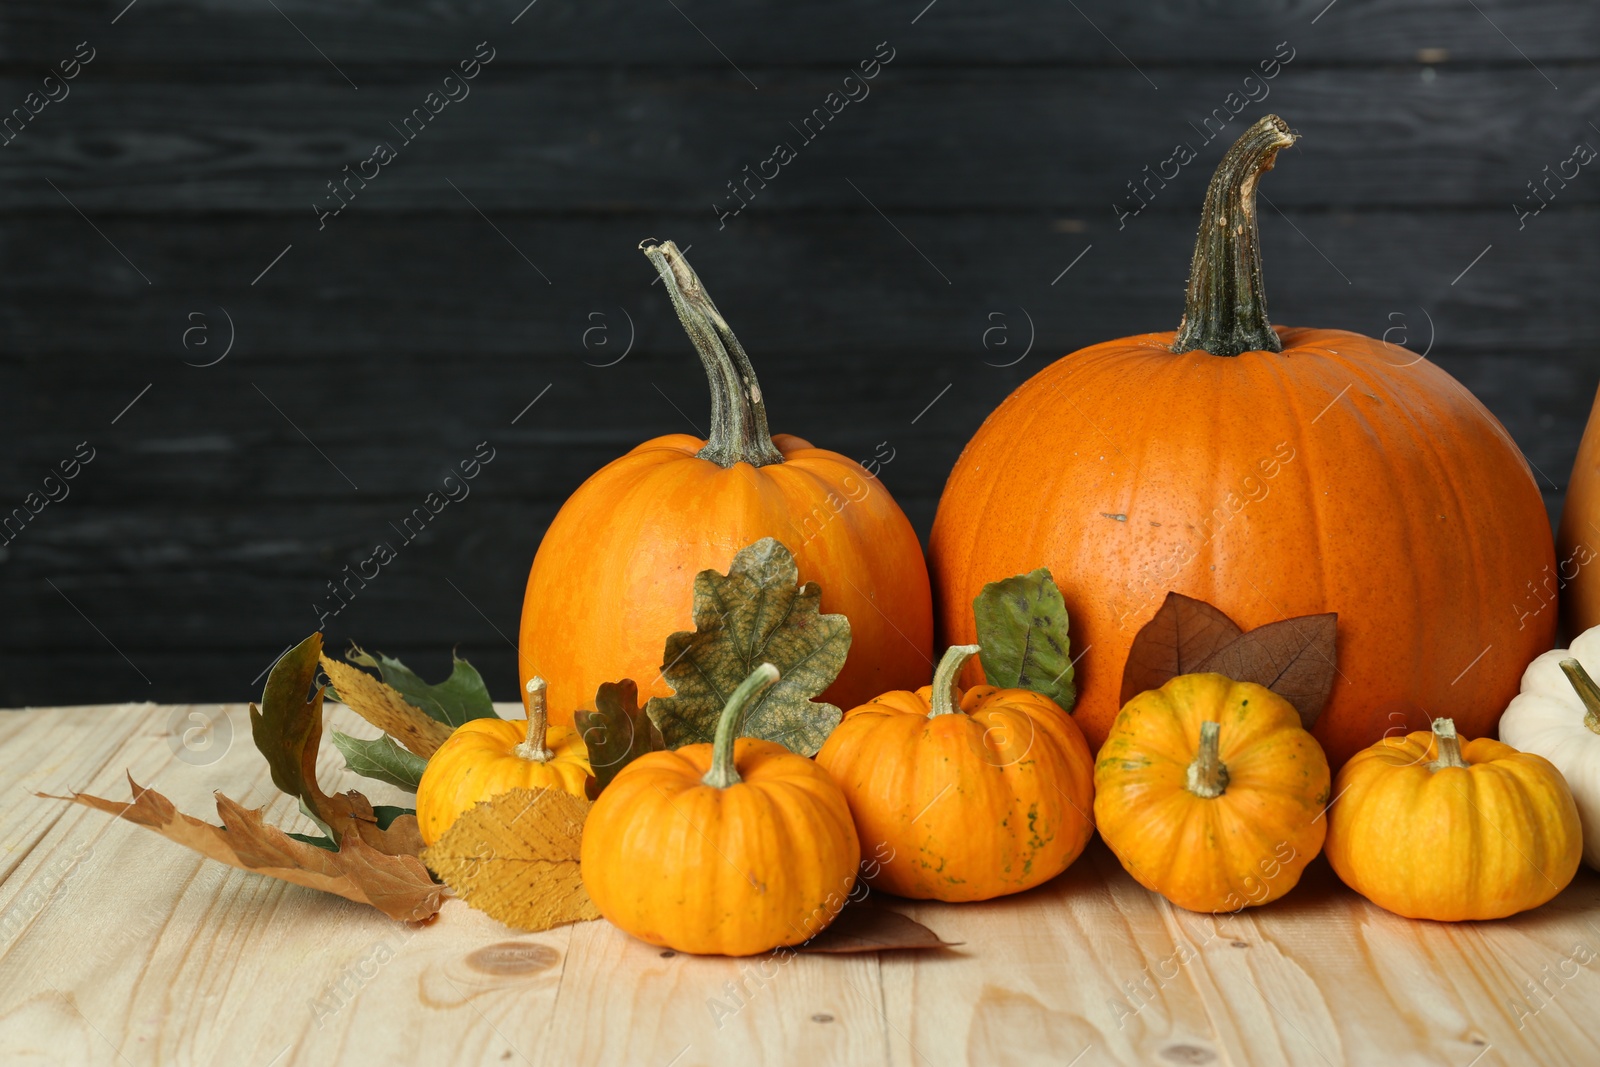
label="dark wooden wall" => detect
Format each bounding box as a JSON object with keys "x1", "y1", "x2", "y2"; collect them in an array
[{"x1": 4, "y1": 1, "x2": 1597, "y2": 706}]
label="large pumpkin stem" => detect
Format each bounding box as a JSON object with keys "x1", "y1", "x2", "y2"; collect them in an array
[
  {"x1": 641, "y1": 239, "x2": 785, "y2": 469},
  {"x1": 1171, "y1": 114, "x2": 1297, "y2": 358},
  {"x1": 513, "y1": 677, "x2": 555, "y2": 762},
  {"x1": 929, "y1": 644, "x2": 982, "y2": 717},
  {"x1": 1558, "y1": 659, "x2": 1600, "y2": 735},
  {"x1": 1185, "y1": 721, "x2": 1230, "y2": 798},
  {"x1": 1427, "y1": 717, "x2": 1470, "y2": 771},
  {"x1": 703, "y1": 663, "x2": 781, "y2": 789}
]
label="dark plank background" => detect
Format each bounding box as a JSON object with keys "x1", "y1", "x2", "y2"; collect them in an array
[{"x1": 3, "y1": 0, "x2": 1597, "y2": 706}]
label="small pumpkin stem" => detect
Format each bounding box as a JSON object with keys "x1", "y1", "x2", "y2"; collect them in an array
[
  {"x1": 1185, "y1": 721, "x2": 1230, "y2": 798},
  {"x1": 1558, "y1": 659, "x2": 1600, "y2": 735},
  {"x1": 513, "y1": 677, "x2": 554, "y2": 762},
  {"x1": 1427, "y1": 717, "x2": 1470, "y2": 771},
  {"x1": 641, "y1": 239, "x2": 785, "y2": 469},
  {"x1": 703, "y1": 663, "x2": 781, "y2": 789},
  {"x1": 929, "y1": 644, "x2": 982, "y2": 718},
  {"x1": 1172, "y1": 114, "x2": 1297, "y2": 359}
]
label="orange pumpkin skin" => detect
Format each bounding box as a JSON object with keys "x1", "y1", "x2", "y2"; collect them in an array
[
  {"x1": 816, "y1": 667, "x2": 1095, "y2": 902},
  {"x1": 521, "y1": 432, "x2": 932, "y2": 727},
  {"x1": 1325, "y1": 726, "x2": 1581, "y2": 921},
  {"x1": 931, "y1": 330, "x2": 1554, "y2": 768},
  {"x1": 1559, "y1": 381, "x2": 1600, "y2": 636},
  {"x1": 581, "y1": 737, "x2": 861, "y2": 956},
  {"x1": 1093, "y1": 673, "x2": 1330, "y2": 913},
  {"x1": 415, "y1": 717, "x2": 591, "y2": 846}
]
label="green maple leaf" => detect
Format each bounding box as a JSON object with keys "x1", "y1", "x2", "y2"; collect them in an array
[
  {"x1": 645, "y1": 538, "x2": 851, "y2": 756},
  {"x1": 339, "y1": 645, "x2": 496, "y2": 728}
]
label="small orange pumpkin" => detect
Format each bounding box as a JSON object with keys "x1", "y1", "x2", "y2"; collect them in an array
[
  {"x1": 581, "y1": 664, "x2": 860, "y2": 956},
  {"x1": 1094, "y1": 673, "x2": 1330, "y2": 913},
  {"x1": 1325, "y1": 718, "x2": 1581, "y2": 920},
  {"x1": 815, "y1": 644, "x2": 1095, "y2": 902},
  {"x1": 415, "y1": 677, "x2": 591, "y2": 846}
]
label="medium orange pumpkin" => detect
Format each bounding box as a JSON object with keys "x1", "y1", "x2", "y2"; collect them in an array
[
  {"x1": 1093, "y1": 672, "x2": 1330, "y2": 913},
  {"x1": 815, "y1": 643, "x2": 1095, "y2": 901},
  {"x1": 929, "y1": 115, "x2": 1555, "y2": 768},
  {"x1": 1559, "y1": 381, "x2": 1600, "y2": 635},
  {"x1": 521, "y1": 240, "x2": 932, "y2": 726},
  {"x1": 1325, "y1": 719, "x2": 1581, "y2": 920},
  {"x1": 415, "y1": 677, "x2": 592, "y2": 845},
  {"x1": 581, "y1": 664, "x2": 860, "y2": 955}
]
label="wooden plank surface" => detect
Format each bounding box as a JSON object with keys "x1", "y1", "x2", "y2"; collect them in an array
[
  {"x1": 2, "y1": 702, "x2": 1599, "y2": 1066},
  {"x1": 5, "y1": 1, "x2": 1596, "y2": 65},
  {"x1": 6, "y1": 69, "x2": 1598, "y2": 214},
  {"x1": 3, "y1": 0, "x2": 1595, "y2": 711}
]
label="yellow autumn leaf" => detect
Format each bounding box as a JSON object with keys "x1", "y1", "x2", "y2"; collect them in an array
[
  {"x1": 322, "y1": 654, "x2": 454, "y2": 758},
  {"x1": 421, "y1": 787, "x2": 599, "y2": 932}
]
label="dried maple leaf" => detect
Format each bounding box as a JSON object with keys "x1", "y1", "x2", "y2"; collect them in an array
[
  {"x1": 795, "y1": 902, "x2": 958, "y2": 954},
  {"x1": 321, "y1": 654, "x2": 454, "y2": 759},
  {"x1": 646, "y1": 537, "x2": 850, "y2": 756},
  {"x1": 421, "y1": 787, "x2": 599, "y2": 933},
  {"x1": 1196, "y1": 613, "x2": 1338, "y2": 730},
  {"x1": 575, "y1": 679, "x2": 662, "y2": 799},
  {"x1": 1120, "y1": 592, "x2": 1244, "y2": 705},
  {"x1": 43, "y1": 774, "x2": 441, "y2": 922},
  {"x1": 972, "y1": 567, "x2": 1076, "y2": 711}
]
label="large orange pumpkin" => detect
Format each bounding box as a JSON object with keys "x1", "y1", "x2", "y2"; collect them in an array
[
  {"x1": 1559, "y1": 381, "x2": 1600, "y2": 635},
  {"x1": 929, "y1": 115, "x2": 1555, "y2": 767},
  {"x1": 521, "y1": 241, "x2": 933, "y2": 724}
]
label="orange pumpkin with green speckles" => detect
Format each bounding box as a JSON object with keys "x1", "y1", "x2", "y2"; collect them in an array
[
  {"x1": 815, "y1": 644, "x2": 1095, "y2": 902},
  {"x1": 1094, "y1": 672, "x2": 1330, "y2": 913}
]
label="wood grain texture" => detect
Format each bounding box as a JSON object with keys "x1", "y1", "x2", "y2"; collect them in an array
[
  {"x1": 5, "y1": 0, "x2": 1597, "y2": 64},
  {"x1": 3, "y1": 0, "x2": 1594, "y2": 708},
  {"x1": 5, "y1": 69, "x2": 1597, "y2": 214},
  {"x1": 4, "y1": 702, "x2": 1600, "y2": 1065}
]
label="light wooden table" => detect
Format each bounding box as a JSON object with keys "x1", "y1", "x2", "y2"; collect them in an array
[{"x1": 3, "y1": 703, "x2": 1598, "y2": 1066}]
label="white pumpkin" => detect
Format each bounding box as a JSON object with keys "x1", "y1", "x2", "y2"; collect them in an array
[{"x1": 1500, "y1": 625, "x2": 1600, "y2": 870}]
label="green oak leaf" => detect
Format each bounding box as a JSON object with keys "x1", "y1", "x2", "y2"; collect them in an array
[
  {"x1": 575, "y1": 679, "x2": 662, "y2": 798},
  {"x1": 332, "y1": 731, "x2": 429, "y2": 792},
  {"x1": 645, "y1": 538, "x2": 850, "y2": 756},
  {"x1": 972, "y1": 567, "x2": 1077, "y2": 713},
  {"x1": 341, "y1": 645, "x2": 496, "y2": 728}
]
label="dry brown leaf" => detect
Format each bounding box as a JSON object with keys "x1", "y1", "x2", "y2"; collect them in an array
[
  {"x1": 44, "y1": 774, "x2": 442, "y2": 922},
  {"x1": 322, "y1": 654, "x2": 453, "y2": 758},
  {"x1": 1196, "y1": 613, "x2": 1339, "y2": 730},
  {"x1": 796, "y1": 902, "x2": 958, "y2": 954},
  {"x1": 422, "y1": 787, "x2": 599, "y2": 933},
  {"x1": 1120, "y1": 592, "x2": 1244, "y2": 705}
]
